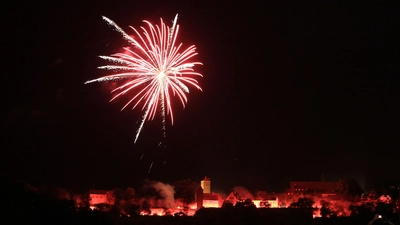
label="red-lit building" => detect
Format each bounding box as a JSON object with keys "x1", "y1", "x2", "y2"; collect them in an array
[
  {"x1": 89, "y1": 189, "x2": 113, "y2": 210},
  {"x1": 286, "y1": 181, "x2": 339, "y2": 195},
  {"x1": 225, "y1": 191, "x2": 280, "y2": 208},
  {"x1": 200, "y1": 176, "x2": 211, "y2": 193},
  {"x1": 195, "y1": 177, "x2": 224, "y2": 208}
]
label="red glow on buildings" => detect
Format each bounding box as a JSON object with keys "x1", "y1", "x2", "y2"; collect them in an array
[
  {"x1": 89, "y1": 189, "x2": 114, "y2": 210},
  {"x1": 84, "y1": 178, "x2": 397, "y2": 220}
]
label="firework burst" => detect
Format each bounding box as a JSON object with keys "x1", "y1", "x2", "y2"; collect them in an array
[{"x1": 85, "y1": 14, "x2": 202, "y2": 143}]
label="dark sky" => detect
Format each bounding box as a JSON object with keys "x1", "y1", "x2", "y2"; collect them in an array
[{"x1": 3, "y1": 1, "x2": 399, "y2": 194}]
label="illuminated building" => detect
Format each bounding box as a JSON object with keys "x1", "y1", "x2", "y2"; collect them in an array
[
  {"x1": 226, "y1": 191, "x2": 238, "y2": 205},
  {"x1": 196, "y1": 176, "x2": 223, "y2": 208},
  {"x1": 200, "y1": 176, "x2": 211, "y2": 193},
  {"x1": 226, "y1": 191, "x2": 280, "y2": 208},
  {"x1": 202, "y1": 193, "x2": 223, "y2": 208},
  {"x1": 89, "y1": 189, "x2": 111, "y2": 210},
  {"x1": 287, "y1": 181, "x2": 339, "y2": 195},
  {"x1": 255, "y1": 191, "x2": 280, "y2": 208}
]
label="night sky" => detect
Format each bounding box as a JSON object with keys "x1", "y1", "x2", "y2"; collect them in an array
[{"x1": 3, "y1": 1, "x2": 399, "y2": 194}]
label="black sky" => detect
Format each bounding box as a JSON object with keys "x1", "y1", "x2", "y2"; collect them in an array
[{"x1": 3, "y1": 1, "x2": 399, "y2": 194}]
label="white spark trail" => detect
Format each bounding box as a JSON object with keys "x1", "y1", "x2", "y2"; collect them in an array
[{"x1": 148, "y1": 161, "x2": 154, "y2": 174}]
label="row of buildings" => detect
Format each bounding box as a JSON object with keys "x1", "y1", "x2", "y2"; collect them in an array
[
  {"x1": 194, "y1": 176, "x2": 341, "y2": 209},
  {"x1": 89, "y1": 176, "x2": 342, "y2": 212}
]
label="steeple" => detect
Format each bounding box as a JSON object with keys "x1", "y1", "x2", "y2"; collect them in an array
[{"x1": 201, "y1": 176, "x2": 211, "y2": 193}]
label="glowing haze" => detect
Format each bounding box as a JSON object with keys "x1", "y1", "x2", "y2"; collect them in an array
[{"x1": 85, "y1": 14, "x2": 203, "y2": 143}]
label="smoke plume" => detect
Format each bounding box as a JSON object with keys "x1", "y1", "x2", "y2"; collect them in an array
[
  {"x1": 232, "y1": 186, "x2": 254, "y2": 200},
  {"x1": 144, "y1": 179, "x2": 175, "y2": 208}
]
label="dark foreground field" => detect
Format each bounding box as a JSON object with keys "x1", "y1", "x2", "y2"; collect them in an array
[{"x1": 6, "y1": 207, "x2": 397, "y2": 225}]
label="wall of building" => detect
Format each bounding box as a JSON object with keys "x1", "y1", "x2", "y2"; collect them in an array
[
  {"x1": 201, "y1": 180, "x2": 211, "y2": 193},
  {"x1": 89, "y1": 193, "x2": 108, "y2": 205}
]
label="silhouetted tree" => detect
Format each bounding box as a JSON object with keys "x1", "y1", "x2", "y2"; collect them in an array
[
  {"x1": 141, "y1": 200, "x2": 151, "y2": 214},
  {"x1": 349, "y1": 202, "x2": 375, "y2": 218},
  {"x1": 235, "y1": 198, "x2": 256, "y2": 209},
  {"x1": 289, "y1": 197, "x2": 315, "y2": 210},
  {"x1": 371, "y1": 180, "x2": 400, "y2": 201},
  {"x1": 106, "y1": 190, "x2": 115, "y2": 205},
  {"x1": 126, "y1": 203, "x2": 141, "y2": 217},
  {"x1": 125, "y1": 187, "x2": 135, "y2": 201},
  {"x1": 221, "y1": 200, "x2": 234, "y2": 209},
  {"x1": 320, "y1": 199, "x2": 336, "y2": 218},
  {"x1": 80, "y1": 192, "x2": 91, "y2": 210},
  {"x1": 48, "y1": 185, "x2": 71, "y2": 200},
  {"x1": 94, "y1": 203, "x2": 112, "y2": 211},
  {"x1": 137, "y1": 186, "x2": 163, "y2": 200},
  {"x1": 338, "y1": 178, "x2": 364, "y2": 201},
  {"x1": 109, "y1": 188, "x2": 125, "y2": 215},
  {"x1": 375, "y1": 198, "x2": 397, "y2": 217},
  {"x1": 112, "y1": 188, "x2": 125, "y2": 201},
  {"x1": 109, "y1": 204, "x2": 120, "y2": 216},
  {"x1": 367, "y1": 189, "x2": 379, "y2": 201},
  {"x1": 174, "y1": 179, "x2": 197, "y2": 205}
]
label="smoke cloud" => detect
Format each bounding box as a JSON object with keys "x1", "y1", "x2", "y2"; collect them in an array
[
  {"x1": 232, "y1": 186, "x2": 254, "y2": 200},
  {"x1": 144, "y1": 179, "x2": 175, "y2": 208},
  {"x1": 152, "y1": 181, "x2": 175, "y2": 208}
]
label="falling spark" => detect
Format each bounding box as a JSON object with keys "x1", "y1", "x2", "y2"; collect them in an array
[
  {"x1": 148, "y1": 161, "x2": 154, "y2": 174},
  {"x1": 85, "y1": 14, "x2": 202, "y2": 143}
]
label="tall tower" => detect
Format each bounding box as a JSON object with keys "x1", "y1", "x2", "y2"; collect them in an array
[{"x1": 201, "y1": 176, "x2": 211, "y2": 193}]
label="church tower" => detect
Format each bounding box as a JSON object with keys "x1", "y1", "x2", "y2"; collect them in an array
[{"x1": 201, "y1": 176, "x2": 211, "y2": 193}]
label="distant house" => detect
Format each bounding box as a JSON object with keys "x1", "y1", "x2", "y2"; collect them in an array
[
  {"x1": 89, "y1": 189, "x2": 113, "y2": 210},
  {"x1": 255, "y1": 191, "x2": 279, "y2": 208},
  {"x1": 284, "y1": 181, "x2": 344, "y2": 204},
  {"x1": 226, "y1": 191, "x2": 279, "y2": 208},
  {"x1": 287, "y1": 181, "x2": 339, "y2": 195},
  {"x1": 226, "y1": 191, "x2": 239, "y2": 205},
  {"x1": 195, "y1": 176, "x2": 224, "y2": 208}
]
